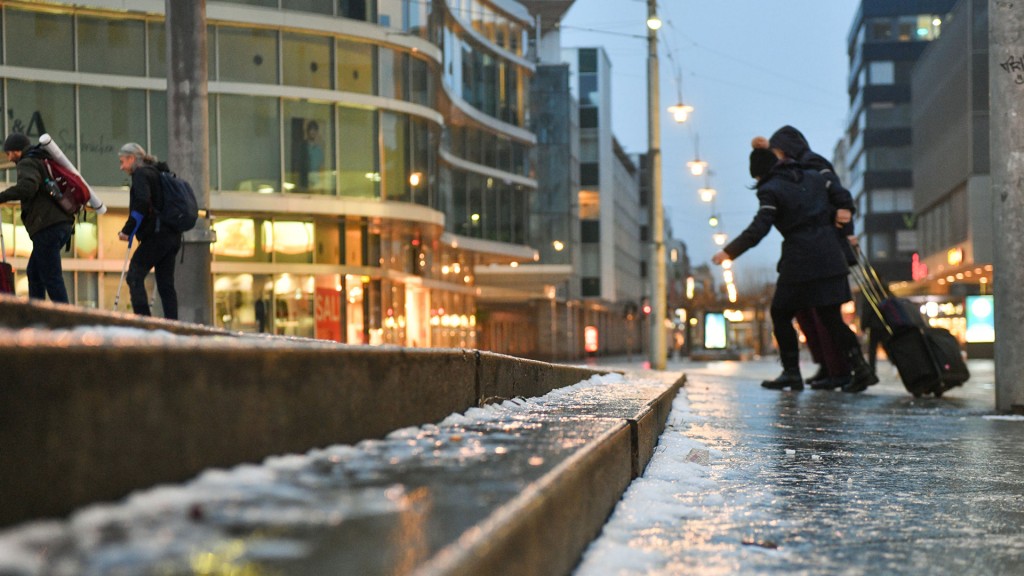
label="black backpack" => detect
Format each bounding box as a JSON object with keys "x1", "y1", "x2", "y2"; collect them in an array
[{"x1": 156, "y1": 170, "x2": 198, "y2": 233}]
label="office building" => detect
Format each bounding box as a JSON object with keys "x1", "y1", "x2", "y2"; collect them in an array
[{"x1": 845, "y1": 0, "x2": 958, "y2": 282}]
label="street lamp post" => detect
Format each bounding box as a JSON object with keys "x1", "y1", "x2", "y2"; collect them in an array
[{"x1": 647, "y1": 0, "x2": 666, "y2": 370}]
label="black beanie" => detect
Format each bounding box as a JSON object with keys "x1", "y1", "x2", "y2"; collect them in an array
[
  {"x1": 3, "y1": 133, "x2": 29, "y2": 152},
  {"x1": 749, "y1": 148, "x2": 777, "y2": 180}
]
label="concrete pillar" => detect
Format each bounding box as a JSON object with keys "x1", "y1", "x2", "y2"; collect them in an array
[
  {"x1": 990, "y1": 0, "x2": 1024, "y2": 413},
  {"x1": 166, "y1": 0, "x2": 214, "y2": 325}
]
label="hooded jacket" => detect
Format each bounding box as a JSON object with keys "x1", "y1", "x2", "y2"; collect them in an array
[
  {"x1": 723, "y1": 162, "x2": 853, "y2": 284},
  {"x1": 0, "y1": 150, "x2": 74, "y2": 236},
  {"x1": 120, "y1": 160, "x2": 171, "y2": 242}
]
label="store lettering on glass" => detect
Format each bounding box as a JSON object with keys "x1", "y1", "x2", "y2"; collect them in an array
[
  {"x1": 7, "y1": 110, "x2": 47, "y2": 138},
  {"x1": 7, "y1": 111, "x2": 76, "y2": 151},
  {"x1": 1000, "y1": 53, "x2": 1024, "y2": 85}
]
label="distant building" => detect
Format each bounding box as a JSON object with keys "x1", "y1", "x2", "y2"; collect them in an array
[
  {"x1": 903, "y1": 0, "x2": 991, "y2": 354},
  {"x1": 845, "y1": 0, "x2": 958, "y2": 282}
]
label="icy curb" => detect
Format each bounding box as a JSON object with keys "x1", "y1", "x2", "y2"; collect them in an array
[
  {"x1": 0, "y1": 372, "x2": 683, "y2": 576},
  {"x1": 575, "y1": 386, "x2": 724, "y2": 575}
]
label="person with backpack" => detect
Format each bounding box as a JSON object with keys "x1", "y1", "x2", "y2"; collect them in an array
[
  {"x1": 0, "y1": 132, "x2": 73, "y2": 303},
  {"x1": 117, "y1": 142, "x2": 181, "y2": 319}
]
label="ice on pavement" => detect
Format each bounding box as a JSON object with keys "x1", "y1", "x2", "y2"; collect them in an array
[
  {"x1": 0, "y1": 372, "x2": 632, "y2": 575},
  {"x1": 574, "y1": 389, "x2": 725, "y2": 576}
]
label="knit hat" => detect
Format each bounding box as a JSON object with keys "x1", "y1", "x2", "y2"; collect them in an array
[
  {"x1": 3, "y1": 133, "x2": 30, "y2": 152},
  {"x1": 749, "y1": 148, "x2": 777, "y2": 180},
  {"x1": 118, "y1": 142, "x2": 146, "y2": 158}
]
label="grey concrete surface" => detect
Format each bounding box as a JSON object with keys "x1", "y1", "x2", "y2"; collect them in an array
[
  {"x1": 584, "y1": 355, "x2": 1024, "y2": 575},
  {"x1": 0, "y1": 313, "x2": 608, "y2": 527},
  {"x1": 0, "y1": 372, "x2": 683, "y2": 576}
]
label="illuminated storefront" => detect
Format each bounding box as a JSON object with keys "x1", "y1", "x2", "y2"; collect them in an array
[{"x1": 0, "y1": 0, "x2": 534, "y2": 348}]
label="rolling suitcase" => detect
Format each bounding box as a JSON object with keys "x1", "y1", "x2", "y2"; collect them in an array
[
  {"x1": 0, "y1": 222, "x2": 13, "y2": 294},
  {"x1": 850, "y1": 248, "x2": 969, "y2": 397}
]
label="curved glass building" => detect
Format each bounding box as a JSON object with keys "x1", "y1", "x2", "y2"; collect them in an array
[{"x1": 0, "y1": 0, "x2": 537, "y2": 347}]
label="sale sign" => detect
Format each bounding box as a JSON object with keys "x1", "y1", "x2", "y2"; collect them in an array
[{"x1": 314, "y1": 287, "x2": 342, "y2": 342}]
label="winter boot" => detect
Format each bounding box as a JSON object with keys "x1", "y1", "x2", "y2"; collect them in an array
[
  {"x1": 810, "y1": 374, "x2": 850, "y2": 391},
  {"x1": 805, "y1": 364, "x2": 828, "y2": 386},
  {"x1": 762, "y1": 368, "x2": 804, "y2": 391},
  {"x1": 842, "y1": 349, "x2": 880, "y2": 393}
]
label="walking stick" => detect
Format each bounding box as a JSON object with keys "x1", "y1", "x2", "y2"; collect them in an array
[{"x1": 113, "y1": 235, "x2": 134, "y2": 311}]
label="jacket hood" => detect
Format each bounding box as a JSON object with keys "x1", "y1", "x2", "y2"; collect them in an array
[{"x1": 769, "y1": 125, "x2": 810, "y2": 160}]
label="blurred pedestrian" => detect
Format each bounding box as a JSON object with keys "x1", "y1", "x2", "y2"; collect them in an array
[
  {"x1": 117, "y1": 142, "x2": 181, "y2": 319},
  {"x1": 712, "y1": 143, "x2": 877, "y2": 393},
  {"x1": 0, "y1": 132, "x2": 73, "y2": 303}
]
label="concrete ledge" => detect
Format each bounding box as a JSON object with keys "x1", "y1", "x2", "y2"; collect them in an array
[
  {"x1": 418, "y1": 374, "x2": 685, "y2": 576},
  {"x1": 416, "y1": 424, "x2": 635, "y2": 576},
  {"x1": 0, "y1": 294, "x2": 231, "y2": 337},
  {"x1": 0, "y1": 330, "x2": 607, "y2": 528}
]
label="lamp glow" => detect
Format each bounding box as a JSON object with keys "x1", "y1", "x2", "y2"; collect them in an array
[
  {"x1": 713, "y1": 232, "x2": 728, "y2": 246},
  {"x1": 687, "y1": 159, "x2": 708, "y2": 176},
  {"x1": 646, "y1": 16, "x2": 662, "y2": 30},
  {"x1": 698, "y1": 187, "x2": 717, "y2": 202},
  {"x1": 667, "y1": 103, "x2": 693, "y2": 123}
]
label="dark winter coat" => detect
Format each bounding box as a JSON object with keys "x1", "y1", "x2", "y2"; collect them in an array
[
  {"x1": 722, "y1": 163, "x2": 853, "y2": 284},
  {"x1": 121, "y1": 161, "x2": 171, "y2": 243},
  {"x1": 0, "y1": 153, "x2": 74, "y2": 236}
]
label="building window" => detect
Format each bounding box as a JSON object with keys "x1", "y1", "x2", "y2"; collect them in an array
[
  {"x1": 282, "y1": 32, "x2": 333, "y2": 89},
  {"x1": 284, "y1": 100, "x2": 335, "y2": 195},
  {"x1": 78, "y1": 16, "x2": 146, "y2": 76},
  {"x1": 6, "y1": 9, "x2": 74, "y2": 71},
  {"x1": 896, "y1": 229, "x2": 917, "y2": 254},
  {"x1": 339, "y1": 0, "x2": 372, "y2": 21},
  {"x1": 869, "y1": 232, "x2": 892, "y2": 260},
  {"x1": 219, "y1": 26, "x2": 279, "y2": 84},
  {"x1": 281, "y1": 0, "x2": 335, "y2": 15},
  {"x1": 5, "y1": 80, "x2": 76, "y2": 161},
  {"x1": 868, "y1": 61, "x2": 894, "y2": 85},
  {"x1": 382, "y1": 111, "x2": 409, "y2": 202},
  {"x1": 580, "y1": 108, "x2": 598, "y2": 128},
  {"x1": 338, "y1": 106, "x2": 379, "y2": 198},
  {"x1": 78, "y1": 86, "x2": 148, "y2": 186},
  {"x1": 379, "y1": 49, "x2": 407, "y2": 100},
  {"x1": 580, "y1": 162, "x2": 599, "y2": 186},
  {"x1": 582, "y1": 277, "x2": 601, "y2": 297},
  {"x1": 867, "y1": 17, "x2": 893, "y2": 41},
  {"x1": 581, "y1": 220, "x2": 600, "y2": 243},
  {"x1": 337, "y1": 39, "x2": 376, "y2": 94},
  {"x1": 220, "y1": 94, "x2": 281, "y2": 192}
]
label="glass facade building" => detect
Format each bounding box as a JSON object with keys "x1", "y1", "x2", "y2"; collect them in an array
[{"x1": 0, "y1": 0, "x2": 537, "y2": 347}]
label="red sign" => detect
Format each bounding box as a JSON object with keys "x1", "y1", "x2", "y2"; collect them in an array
[
  {"x1": 315, "y1": 287, "x2": 342, "y2": 342},
  {"x1": 584, "y1": 325, "x2": 599, "y2": 353}
]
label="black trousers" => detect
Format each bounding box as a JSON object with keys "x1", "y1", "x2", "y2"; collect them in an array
[
  {"x1": 126, "y1": 231, "x2": 181, "y2": 319},
  {"x1": 772, "y1": 303, "x2": 858, "y2": 370}
]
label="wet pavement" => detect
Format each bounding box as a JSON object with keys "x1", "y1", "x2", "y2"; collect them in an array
[
  {"x1": 578, "y1": 357, "x2": 1024, "y2": 575},
  {"x1": 0, "y1": 372, "x2": 678, "y2": 576}
]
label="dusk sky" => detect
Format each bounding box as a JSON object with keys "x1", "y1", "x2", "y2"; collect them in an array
[{"x1": 561, "y1": 0, "x2": 861, "y2": 288}]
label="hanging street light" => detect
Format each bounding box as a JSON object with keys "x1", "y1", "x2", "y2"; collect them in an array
[
  {"x1": 667, "y1": 102, "x2": 693, "y2": 123},
  {"x1": 712, "y1": 231, "x2": 728, "y2": 246}
]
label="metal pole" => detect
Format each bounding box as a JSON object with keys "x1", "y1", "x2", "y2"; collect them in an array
[
  {"x1": 647, "y1": 0, "x2": 666, "y2": 369},
  {"x1": 990, "y1": 0, "x2": 1024, "y2": 413},
  {"x1": 166, "y1": 0, "x2": 214, "y2": 325}
]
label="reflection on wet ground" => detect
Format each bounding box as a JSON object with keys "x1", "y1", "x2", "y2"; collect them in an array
[{"x1": 587, "y1": 358, "x2": 1024, "y2": 575}]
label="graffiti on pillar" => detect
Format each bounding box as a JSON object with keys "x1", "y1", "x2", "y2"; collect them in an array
[{"x1": 999, "y1": 53, "x2": 1024, "y2": 85}]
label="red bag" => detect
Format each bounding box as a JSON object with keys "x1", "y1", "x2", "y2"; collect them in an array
[{"x1": 42, "y1": 159, "x2": 91, "y2": 216}]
